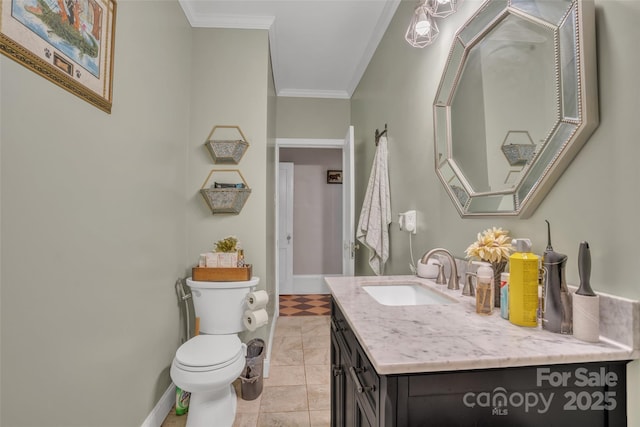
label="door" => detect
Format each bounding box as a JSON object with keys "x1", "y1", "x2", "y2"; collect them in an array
[
  {"x1": 331, "y1": 331, "x2": 345, "y2": 427},
  {"x1": 342, "y1": 126, "x2": 355, "y2": 276},
  {"x1": 278, "y1": 162, "x2": 294, "y2": 294}
]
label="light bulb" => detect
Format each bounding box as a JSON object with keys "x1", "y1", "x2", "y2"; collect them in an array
[
  {"x1": 405, "y1": 2, "x2": 440, "y2": 47},
  {"x1": 427, "y1": 0, "x2": 459, "y2": 18},
  {"x1": 415, "y1": 13, "x2": 431, "y2": 36}
]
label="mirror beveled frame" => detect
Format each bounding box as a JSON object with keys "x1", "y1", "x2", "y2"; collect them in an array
[{"x1": 433, "y1": 0, "x2": 598, "y2": 218}]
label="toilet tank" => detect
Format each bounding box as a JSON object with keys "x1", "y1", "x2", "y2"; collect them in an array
[{"x1": 187, "y1": 277, "x2": 260, "y2": 334}]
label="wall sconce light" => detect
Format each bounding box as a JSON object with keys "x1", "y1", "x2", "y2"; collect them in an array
[
  {"x1": 405, "y1": 2, "x2": 440, "y2": 48},
  {"x1": 426, "y1": 0, "x2": 461, "y2": 19},
  {"x1": 405, "y1": 0, "x2": 462, "y2": 48}
]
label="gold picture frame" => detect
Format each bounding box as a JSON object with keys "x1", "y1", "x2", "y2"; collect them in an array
[{"x1": 0, "y1": 0, "x2": 117, "y2": 113}]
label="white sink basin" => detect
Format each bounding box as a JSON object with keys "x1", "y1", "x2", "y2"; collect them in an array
[{"x1": 362, "y1": 282, "x2": 457, "y2": 306}]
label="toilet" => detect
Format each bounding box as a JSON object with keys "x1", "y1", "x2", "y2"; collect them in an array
[{"x1": 170, "y1": 277, "x2": 260, "y2": 427}]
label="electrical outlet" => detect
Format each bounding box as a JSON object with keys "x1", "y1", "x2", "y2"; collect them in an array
[{"x1": 399, "y1": 210, "x2": 417, "y2": 234}]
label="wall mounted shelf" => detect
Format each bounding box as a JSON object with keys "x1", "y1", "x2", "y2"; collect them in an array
[
  {"x1": 204, "y1": 125, "x2": 249, "y2": 164},
  {"x1": 199, "y1": 169, "x2": 251, "y2": 214}
]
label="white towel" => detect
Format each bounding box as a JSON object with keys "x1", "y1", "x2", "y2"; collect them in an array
[{"x1": 356, "y1": 136, "x2": 391, "y2": 275}]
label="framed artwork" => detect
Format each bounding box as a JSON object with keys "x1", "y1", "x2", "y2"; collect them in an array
[
  {"x1": 327, "y1": 170, "x2": 342, "y2": 184},
  {"x1": 0, "y1": 0, "x2": 117, "y2": 113}
]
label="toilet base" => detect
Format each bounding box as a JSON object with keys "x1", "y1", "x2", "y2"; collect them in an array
[{"x1": 185, "y1": 384, "x2": 237, "y2": 427}]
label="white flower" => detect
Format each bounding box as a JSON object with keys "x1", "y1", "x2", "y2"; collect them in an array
[{"x1": 465, "y1": 227, "x2": 512, "y2": 264}]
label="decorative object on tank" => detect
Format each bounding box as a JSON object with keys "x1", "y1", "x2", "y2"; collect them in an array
[
  {"x1": 214, "y1": 235, "x2": 241, "y2": 253},
  {"x1": 204, "y1": 125, "x2": 249, "y2": 164},
  {"x1": 192, "y1": 265, "x2": 252, "y2": 282}
]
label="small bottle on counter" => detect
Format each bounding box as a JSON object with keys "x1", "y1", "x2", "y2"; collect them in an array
[
  {"x1": 509, "y1": 239, "x2": 540, "y2": 327},
  {"x1": 474, "y1": 261, "x2": 494, "y2": 315},
  {"x1": 500, "y1": 272, "x2": 509, "y2": 319}
]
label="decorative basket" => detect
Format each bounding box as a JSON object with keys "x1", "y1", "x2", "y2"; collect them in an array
[
  {"x1": 501, "y1": 143, "x2": 536, "y2": 166},
  {"x1": 192, "y1": 265, "x2": 252, "y2": 282},
  {"x1": 500, "y1": 130, "x2": 536, "y2": 166},
  {"x1": 204, "y1": 125, "x2": 249, "y2": 164},
  {"x1": 200, "y1": 169, "x2": 251, "y2": 214}
]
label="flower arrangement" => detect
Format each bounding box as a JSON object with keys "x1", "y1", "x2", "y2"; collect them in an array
[
  {"x1": 214, "y1": 235, "x2": 241, "y2": 253},
  {"x1": 465, "y1": 227, "x2": 512, "y2": 264}
]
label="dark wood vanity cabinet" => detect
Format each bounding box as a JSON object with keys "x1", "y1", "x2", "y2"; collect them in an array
[
  {"x1": 330, "y1": 302, "x2": 366, "y2": 426},
  {"x1": 330, "y1": 301, "x2": 629, "y2": 427},
  {"x1": 331, "y1": 301, "x2": 396, "y2": 427}
]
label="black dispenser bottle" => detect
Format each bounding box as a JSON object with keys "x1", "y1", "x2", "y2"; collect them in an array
[{"x1": 542, "y1": 220, "x2": 572, "y2": 334}]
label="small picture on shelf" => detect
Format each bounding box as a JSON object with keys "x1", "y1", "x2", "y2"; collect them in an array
[{"x1": 327, "y1": 170, "x2": 342, "y2": 184}]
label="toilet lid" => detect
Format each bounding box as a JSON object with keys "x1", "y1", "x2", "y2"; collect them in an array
[{"x1": 175, "y1": 335, "x2": 243, "y2": 369}]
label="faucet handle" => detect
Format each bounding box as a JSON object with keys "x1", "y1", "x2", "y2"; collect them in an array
[
  {"x1": 463, "y1": 272, "x2": 476, "y2": 297},
  {"x1": 435, "y1": 262, "x2": 447, "y2": 285}
]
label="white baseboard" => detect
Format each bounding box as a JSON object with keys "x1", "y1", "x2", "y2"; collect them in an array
[
  {"x1": 263, "y1": 312, "x2": 279, "y2": 378},
  {"x1": 141, "y1": 383, "x2": 175, "y2": 427},
  {"x1": 291, "y1": 274, "x2": 335, "y2": 294}
]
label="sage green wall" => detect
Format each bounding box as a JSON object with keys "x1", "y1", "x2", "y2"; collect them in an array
[
  {"x1": 185, "y1": 28, "x2": 273, "y2": 344},
  {"x1": 351, "y1": 0, "x2": 639, "y2": 422},
  {"x1": 276, "y1": 97, "x2": 351, "y2": 139},
  {"x1": 0, "y1": 1, "x2": 191, "y2": 426}
]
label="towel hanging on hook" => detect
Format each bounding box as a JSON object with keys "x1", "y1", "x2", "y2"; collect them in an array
[
  {"x1": 358, "y1": 129, "x2": 391, "y2": 275},
  {"x1": 375, "y1": 124, "x2": 388, "y2": 146}
]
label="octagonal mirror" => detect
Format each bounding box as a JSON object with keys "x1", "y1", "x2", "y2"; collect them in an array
[{"x1": 434, "y1": 0, "x2": 598, "y2": 218}]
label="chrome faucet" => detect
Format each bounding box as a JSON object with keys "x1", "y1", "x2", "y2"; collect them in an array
[{"x1": 420, "y1": 248, "x2": 460, "y2": 291}]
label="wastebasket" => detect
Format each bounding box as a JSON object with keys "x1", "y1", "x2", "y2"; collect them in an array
[{"x1": 240, "y1": 338, "x2": 265, "y2": 400}]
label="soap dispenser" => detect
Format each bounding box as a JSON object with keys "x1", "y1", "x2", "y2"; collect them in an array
[
  {"x1": 541, "y1": 220, "x2": 572, "y2": 334},
  {"x1": 473, "y1": 261, "x2": 494, "y2": 315},
  {"x1": 509, "y1": 238, "x2": 539, "y2": 327}
]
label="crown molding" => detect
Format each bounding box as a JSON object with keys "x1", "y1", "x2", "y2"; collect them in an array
[
  {"x1": 179, "y1": 1, "x2": 275, "y2": 29},
  {"x1": 346, "y1": 0, "x2": 401, "y2": 97},
  {"x1": 277, "y1": 88, "x2": 351, "y2": 99}
]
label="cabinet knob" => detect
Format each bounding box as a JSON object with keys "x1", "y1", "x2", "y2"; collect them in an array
[
  {"x1": 332, "y1": 364, "x2": 343, "y2": 377},
  {"x1": 331, "y1": 318, "x2": 346, "y2": 332}
]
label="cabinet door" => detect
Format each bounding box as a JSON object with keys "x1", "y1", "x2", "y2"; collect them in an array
[
  {"x1": 352, "y1": 344, "x2": 379, "y2": 423},
  {"x1": 331, "y1": 327, "x2": 358, "y2": 427},
  {"x1": 332, "y1": 302, "x2": 358, "y2": 427},
  {"x1": 330, "y1": 331, "x2": 345, "y2": 427},
  {"x1": 343, "y1": 357, "x2": 357, "y2": 427},
  {"x1": 355, "y1": 395, "x2": 375, "y2": 427},
  {"x1": 331, "y1": 303, "x2": 355, "y2": 359}
]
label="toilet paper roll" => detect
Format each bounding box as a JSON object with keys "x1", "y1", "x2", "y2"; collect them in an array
[
  {"x1": 573, "y1": 293, "x2": 599, "y2": 342},
  {"x1": 246, "y1": 290, "x2": 269, "y2": 310},
  {"x1": 243, "y1": 309, "x2": 269, "y2": 332}
]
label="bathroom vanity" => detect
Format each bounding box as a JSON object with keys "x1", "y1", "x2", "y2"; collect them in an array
[{"x1": 326, "y1": 275, "x2": 639, "y2": 427}]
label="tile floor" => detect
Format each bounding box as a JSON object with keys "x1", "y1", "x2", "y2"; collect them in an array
[
  {"x1": 279, "y1": 294, "x2": 331, "y2": 316},
  {"x1": 162, "y1": 314, "x2": 331, "y2": 427}
]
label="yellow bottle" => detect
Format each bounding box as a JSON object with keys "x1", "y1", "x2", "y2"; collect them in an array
[{"x1": 509, "y1": 239, "x2": 539, "y2": 327}]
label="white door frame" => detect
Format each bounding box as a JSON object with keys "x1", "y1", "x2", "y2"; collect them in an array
[{"x1": 274, "y1": 135, "x2": 354, "y2": 313}]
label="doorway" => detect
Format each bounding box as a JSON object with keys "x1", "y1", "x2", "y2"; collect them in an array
[{"x1": 274, "y1": 128, "x2": 355, "y2": 312}]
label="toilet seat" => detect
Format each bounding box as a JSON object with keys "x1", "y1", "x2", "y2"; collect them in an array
[{"x1": 174, "y1": 335, "x2": 244, "y2": 373}]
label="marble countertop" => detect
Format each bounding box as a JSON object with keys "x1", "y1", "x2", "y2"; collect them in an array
[{"x1": 326, "y1": 275, "x2": 639, "y2": 375}]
